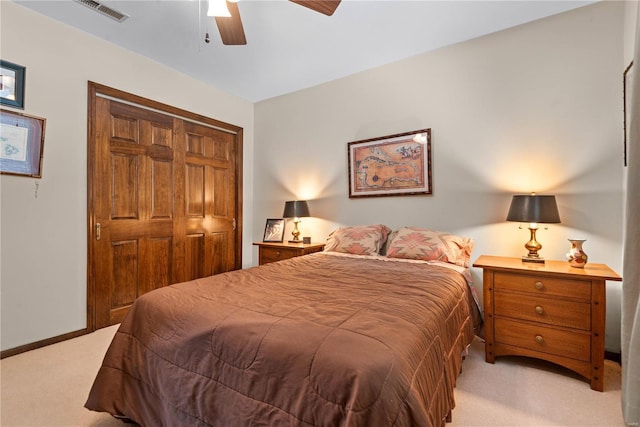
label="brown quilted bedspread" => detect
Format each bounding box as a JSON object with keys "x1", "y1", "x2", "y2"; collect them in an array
[{"x1": 85, "y1": 253, "x2": 479, "y2": 426}]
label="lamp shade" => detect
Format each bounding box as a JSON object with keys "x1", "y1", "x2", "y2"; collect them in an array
[
  {"x1": 283, "y1": 200, "x2": 310, "y2": 218},
  {"x1": 506, "y1": 194, "x2": 561, "y2": 224}
]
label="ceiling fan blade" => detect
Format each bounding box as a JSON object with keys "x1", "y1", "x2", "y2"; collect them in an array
[
  {"x1": 215, "y1": 1, "x2": 246, "y2": 45},
  {"x1": 289, "y1": 0, "x2": 341, "y2": 16}
]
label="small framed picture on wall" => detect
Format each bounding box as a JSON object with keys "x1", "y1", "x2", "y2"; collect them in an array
[
  {"x1": 0, "y1": 60, "x2": 26, "y2": 109},
  {"x1": 623, "y1": 61, "x2": 633, "y2": 167}
]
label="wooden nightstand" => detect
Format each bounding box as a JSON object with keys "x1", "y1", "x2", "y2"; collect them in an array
[
  {"x1": 253, "y1": 242, "x2": 325, "y2": 265},
  {"x1": 473, "y1": 255, "x2": 621, "y2": 391}
]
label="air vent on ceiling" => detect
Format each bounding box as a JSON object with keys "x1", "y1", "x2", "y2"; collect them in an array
[{"x1": 73, "y1": 0, "x2": 129, "y2": 22}]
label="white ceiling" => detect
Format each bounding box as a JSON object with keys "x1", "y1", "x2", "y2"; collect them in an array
[{"x1": 14, "y1": 0, "x2": 596, "y2": 102}]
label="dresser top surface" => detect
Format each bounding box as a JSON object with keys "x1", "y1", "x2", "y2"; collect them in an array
[{"x1": 473, "y1": 255, "x2": 621, "y2": 281}]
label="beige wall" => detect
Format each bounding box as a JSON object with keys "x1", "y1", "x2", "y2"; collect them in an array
[
  {"x1": 0, "y1": 2, "x2": 255, "y2": 351},
  {"x1": 0, "y1": 0, "x2": 629, "y2": 353},
  {"x1": 625, "y1": 1, "x2": 639, "y2": 63},
  {"x1": 255, "y1": 1, "x2": 626, "y2": 351}
]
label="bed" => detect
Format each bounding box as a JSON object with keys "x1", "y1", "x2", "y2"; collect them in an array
[{"x1": 86, "y1": 225, "x2": 481, "y2": 426}]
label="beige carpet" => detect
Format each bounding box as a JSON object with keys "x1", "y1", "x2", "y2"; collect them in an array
[
  {"x1": 450, "y1": 339, "x2": 623, "y2": 426},
  {"x1": 0, "y1": 327, "x2": 624, "y2": 426}
]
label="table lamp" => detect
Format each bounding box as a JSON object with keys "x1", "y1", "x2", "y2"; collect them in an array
[
  {"x1": 283, "y1": 200, "x2": 310, "y2": 243},
  {"x1": 506, "y1": 193, "x2": 561, "y2": 263}
]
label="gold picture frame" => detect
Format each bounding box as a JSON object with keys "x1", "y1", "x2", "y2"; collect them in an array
[{"x1": 0, "y1": 109, "x2": 46, "y2": 177}]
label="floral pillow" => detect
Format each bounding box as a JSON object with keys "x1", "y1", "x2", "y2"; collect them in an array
[
  {"x1": 386, "y1": 227, "x2": 474, "y2": 267},
  {"x1": 324, "y1": 224, "x2": 392, "y2": 255}
]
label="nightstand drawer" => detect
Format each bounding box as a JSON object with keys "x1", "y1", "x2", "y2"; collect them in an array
[
  {"x1": 261, "y1": 247, "x2": 299, "y2": 263},
  {"x1": 494, "y1": 292, "x2": 591, "y2": 330},
  {"x1": 495, "y1": 318, "x2": 591, "y2": 362},
  {"x1": 494, "y1": 272, "x2": 591, "y2": 301}
]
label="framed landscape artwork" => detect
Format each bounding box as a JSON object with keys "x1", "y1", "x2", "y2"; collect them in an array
[{"x1": 348, "y1": 128, "x2": 432, "y2": 198}]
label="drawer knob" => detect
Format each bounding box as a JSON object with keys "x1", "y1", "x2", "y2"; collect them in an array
[
  {"x1": 535, "y1": 306, "x2": 544, "y2": 315},
  {"x1": 535, "y1": 281, "x2": 544, "y2": 290},
  {"x1": 275, "y1": 251, "x2": 281, "y2": 256},
  {"x1": 535, "y1": 335, "x2": 544, "y2": 344}
]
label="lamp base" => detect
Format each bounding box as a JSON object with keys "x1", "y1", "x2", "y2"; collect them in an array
[
  {"x1": 522, "y1": 255, "x2": 545, "y2": 263},
  {"x1": 288, "y1": 239, "x2": 303, "y2": 244}
]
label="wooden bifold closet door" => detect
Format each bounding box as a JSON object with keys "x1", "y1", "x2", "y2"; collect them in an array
[{"x1": 87, "y1": 83, "x2": 242, "y2": 330}]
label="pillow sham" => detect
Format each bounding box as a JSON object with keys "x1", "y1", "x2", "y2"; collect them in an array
[
  {"x1": 386, "y1": 227, "x2": 474, "y2": 267},
  {"x1": 324, "y1": 224, "x2": 391, "y2": 255}
]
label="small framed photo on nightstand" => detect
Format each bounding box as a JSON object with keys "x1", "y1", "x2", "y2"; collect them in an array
[{"x1": 263, "y1": 218, "x2": 285, "y2": 242}]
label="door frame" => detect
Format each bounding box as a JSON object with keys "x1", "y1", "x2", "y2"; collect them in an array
[{"x1": 86, "y1": 82, "x2": 243, "y2": 332}]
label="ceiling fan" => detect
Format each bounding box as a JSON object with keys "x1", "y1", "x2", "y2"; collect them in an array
[{"x1": 208, "y1": 0, "x2": 342, "y2": 45}]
